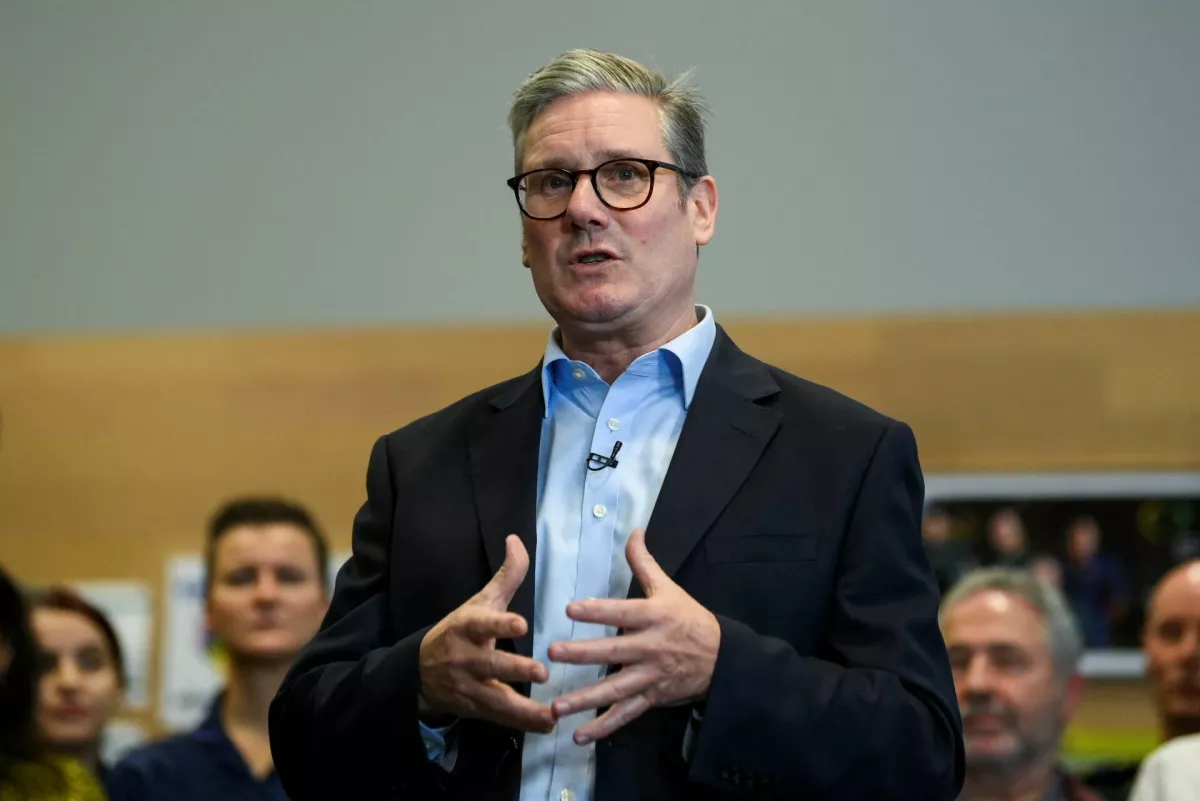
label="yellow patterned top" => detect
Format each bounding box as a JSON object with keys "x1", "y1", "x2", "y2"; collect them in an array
[{"x1": 0, "y1": 757, "x2": 105, "y2": 801}]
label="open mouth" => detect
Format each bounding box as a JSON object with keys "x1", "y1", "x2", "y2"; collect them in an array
[{"x1": 571, "y1": 249, "x2": 617, "y2": 267}]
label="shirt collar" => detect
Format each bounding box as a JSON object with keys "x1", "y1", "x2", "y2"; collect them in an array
[
  {"x1": 540, "y1": 304, "x2": 716, "y2": 416},
  {"x1": 191, "y1": 691, "x2": 228, "y2": 745},
  {"x1": 190, "y1": 689, "x2": 283, "y2": 785}
]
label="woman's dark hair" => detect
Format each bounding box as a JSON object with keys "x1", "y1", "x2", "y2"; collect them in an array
[
  {"x1": 0, "y1": 562, "x2": 42, "y2": 784},
  {"x1": 29, "y1": 587, "x2": 127, "y2": 690}
]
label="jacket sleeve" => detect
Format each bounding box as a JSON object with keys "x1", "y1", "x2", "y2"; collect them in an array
[
  {"x1": 686, "y1": 421, "x2": 965, "y2": 800},
  {"x1": 268, "y1": 435, "x2": 439, "y2": 800}
]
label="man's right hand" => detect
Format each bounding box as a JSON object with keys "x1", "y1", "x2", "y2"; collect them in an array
[{"x1": 418, "y1": 534, "x2": 555, "y2": 733}]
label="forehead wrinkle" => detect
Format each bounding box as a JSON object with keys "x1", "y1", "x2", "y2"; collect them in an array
[
  {"x1": 535, "y1": 148, "x2": 645, "y2": 171},
  {"x1": 522, "y1": 94, "x2": 666, "y2": 172}
]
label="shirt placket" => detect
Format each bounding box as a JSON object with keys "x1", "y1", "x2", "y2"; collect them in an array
[{"x1": 546, "y1": 377, "x2": 639, "y2": 801}]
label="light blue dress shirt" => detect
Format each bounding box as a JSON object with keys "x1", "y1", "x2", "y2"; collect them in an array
[{"x1": 420, "y1": 306, "x2": 716, "y2": 801}]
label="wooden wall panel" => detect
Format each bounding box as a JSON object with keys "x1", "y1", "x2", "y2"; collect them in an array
[{"x1": 1, "y1": 308, "x2": 1197, "y2": 745}]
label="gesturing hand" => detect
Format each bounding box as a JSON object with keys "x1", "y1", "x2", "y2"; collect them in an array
[
  {"x1": 418, "y1": 534, "x2": 555, "y2": 733},
  {"x1": 548, "y1": 528, "x2": 721, "y2": 745}
]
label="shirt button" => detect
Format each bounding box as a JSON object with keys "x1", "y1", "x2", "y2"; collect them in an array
[
  {"x1": 592, "y1": 504, "x2": 607, "y2": 518},
  {"x1": 607, "y1": 417, "x2": 620, "y2": 431},
  {"x1": 572, "y1": 367, "x2": 586, "y2": 380},
  {"x1": 560, "y1": 790, "x2": 575, "y2": 801}
]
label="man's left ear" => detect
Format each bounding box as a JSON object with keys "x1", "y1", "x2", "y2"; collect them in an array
[
  {"x1": 521, "y1": 237, "x2": 531, "y2": 269},
  {"x1": 689, "y1": 176, "x2": 718, "y2": 247},
  {"x1": 1061, "y1": 672, "x2": 1087, "y2": 719}
]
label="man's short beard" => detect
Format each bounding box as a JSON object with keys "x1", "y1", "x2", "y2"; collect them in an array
[{"x1": 963, "y1": 697, "x2": 1064, "y2": 783}]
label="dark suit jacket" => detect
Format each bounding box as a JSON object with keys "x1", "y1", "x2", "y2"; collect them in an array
[{"x1": 269, "y1": 326, "x2": 965, "y2": 801}]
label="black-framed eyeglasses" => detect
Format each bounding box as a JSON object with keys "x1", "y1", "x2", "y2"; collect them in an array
[{"x1": 506, "y1": 157, "x2": 695, "y2": 220}]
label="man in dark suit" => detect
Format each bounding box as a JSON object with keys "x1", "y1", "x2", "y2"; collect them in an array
[{"x1": 268, "y1": 48, "x2": 964, "y2": 801}]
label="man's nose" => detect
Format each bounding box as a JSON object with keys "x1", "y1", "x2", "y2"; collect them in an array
[
  {"x1": 253, "y1": 574, "x2": 281, "y2": 604},
  {"x1": 1180, "y1": 625, "x2": 1200, "y2": 665},
  {"x1": 960, "y1": 655, "x2": 995, "y2": 694},
  {"x1": 564, "y1": 175, "x2": 609, "y2": 229}
]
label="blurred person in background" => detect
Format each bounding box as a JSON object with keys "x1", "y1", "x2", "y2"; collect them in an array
[
  {"x1": 30, "y1": 589, "x2": 126, "y2": 792},
  {"x1": 107, "y1": 498, "x2": 330, "y2": 801},
  {"x1": 0, "y1": 564, "x2": 105, "y2": 801},
  {"x1": 924, "y1": 505, "x2": 977, "y2": 595},
  {"x1": 940, "y1": 568, "x2": 1102, "y2": 801},
  {"x1": 1061, "y1": 516, "x2": 1130, "y2": 648},
  {"x1": 1086, "y1": 559, "x2": 1200, "y2": 801},
  {"x1": 1030, "y1": 554, "x2": 1064, "y2": 588},
  {"x1": 987, "y1": 508, "x2": 1033, "y2": 569},
  {"x1": 1144, "y1": 560, "x2": 1200, "y2": 743},
  {"x1": 1127, "y1": 733, "x2": 1200, "y2": 801}
]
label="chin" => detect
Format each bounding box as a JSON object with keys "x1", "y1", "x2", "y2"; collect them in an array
[
  {"x1": 233, "y1": 637, "x2": 305, "y2": 661},
  {"x1": 1167, "y1": 700, "x2": 1200, "y2": 718},
  {"x1": 964, "y1": 748, "x2": 1021, "y2": 772},
  {"x1": 46, "y1": 727, "x2": 99, "y2": 747},
  {"x1": 964, "y1": 735, "x2": 1018, "y2": 761},
  {"x1": 556, "y1": 291, "x2": 637, "y2": 326}
]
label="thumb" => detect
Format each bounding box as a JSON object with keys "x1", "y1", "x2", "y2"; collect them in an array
[
  {"x1": 479, "y1": 534, "x2": 529, "y2": 609},
  {"x1": 626, "y1": 528, "x2": 665, "y2": 597}
]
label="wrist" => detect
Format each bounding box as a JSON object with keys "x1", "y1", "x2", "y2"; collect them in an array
[{"x1": 417, "y1": 691, "x2": 457, "y2": 727}]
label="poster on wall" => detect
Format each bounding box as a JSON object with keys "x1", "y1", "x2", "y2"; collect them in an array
[
  {"x1": 100, "y1": 718, "x2": 147, "y2": 765},
  {"x1": 924, "y1": 471, "x2": 1200, "y2": 679},
  {"x1": 158, "y1": 550, "x2": 352, "y2": 731},
  {"x1": 159, "y1": 555, "x2": 219, "y2": 731},
  {"x1": 71, "y1": 581, "x2": 153, "y2": 710}
]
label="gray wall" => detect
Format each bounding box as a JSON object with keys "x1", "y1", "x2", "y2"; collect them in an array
[{"x1": 2, "y1": 1, "x2": 1198, "y2": 334}]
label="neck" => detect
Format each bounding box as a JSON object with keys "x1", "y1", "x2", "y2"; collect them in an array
[
  {"x1": 220, "y1": 658, "x2": 291, "y2": 779},
  {"x1": 559, "y1": 302, "x2": 698, "y2": 384},
  {"x1": 221, "y1": 658, "x2": 290, "y2": 733},
  {"x1": 49, "y1": 742, "x2": 101, "y2": 775},
  {"x1": 960, "y1": 758, "x2": 1058, "y2": 801},
  {"x1": 1164, "y1": 715, "x2": 1200, "y2": 742}
]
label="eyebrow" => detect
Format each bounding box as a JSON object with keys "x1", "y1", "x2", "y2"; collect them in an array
[
  {"x1": 946, "y1": 641, "x2": 1026, "y2": 653},
  {"x1": 534, "y1": 149, "x2": 643, "y2": 171}
]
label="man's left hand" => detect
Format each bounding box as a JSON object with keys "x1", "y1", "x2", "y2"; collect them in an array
[{"x1": 547, "y1": 528, "x2": 721, "y2": 745}]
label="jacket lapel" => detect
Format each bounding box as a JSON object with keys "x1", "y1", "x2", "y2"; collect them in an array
[
  {"x1": 632, "y1": 327, "x2": 782, "y2": 598},
  {"x1": 468, "y1": 366, "x2": 544, "y2": 661}
]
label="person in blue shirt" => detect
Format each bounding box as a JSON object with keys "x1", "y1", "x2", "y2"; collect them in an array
[
  {"x1": 1062, "y1": 516, "x2": 1130, "y2": 649},
  {"x1": 108, "y1": 498, "x2": 330, "y2": 801},
  {"x1": 270, "y1": 49, "x2": 963, "y2": 801}
]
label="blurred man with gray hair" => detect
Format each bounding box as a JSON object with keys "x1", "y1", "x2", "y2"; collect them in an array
[
  {"x1": 271, "y1": 48, "x2": 962, "y2": 801},
  {"x1": 941, "y1": 568, "x2": 1102, "y2": 801}
]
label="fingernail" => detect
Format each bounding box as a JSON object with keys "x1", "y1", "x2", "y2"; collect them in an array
[{"x1": 574, "y1": 732, "x2": 591, "y2": 746}]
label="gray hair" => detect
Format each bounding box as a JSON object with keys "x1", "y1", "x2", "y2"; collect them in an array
[
  {"x1": 940, "y1": 568, "x2": 1085, "y2": 682},
  {"x1": 507, "y1": 49, "x2": 709, "y2": 200}
]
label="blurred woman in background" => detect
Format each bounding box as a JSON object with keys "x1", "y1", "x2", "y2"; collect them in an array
[
  {"x1": 29, "y1": 589, "x2": 125, "y2": 792},
  {"x1": 0, "y1": 564, "x2": 105, "y2": 801}
]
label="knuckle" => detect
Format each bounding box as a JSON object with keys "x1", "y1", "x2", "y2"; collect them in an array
[
  {"x1": 473, "y1": 654, "x2": 494, "y2": 678},
  {"x1": 448, "y1": 674, "x2": 471, "y2": 698}
]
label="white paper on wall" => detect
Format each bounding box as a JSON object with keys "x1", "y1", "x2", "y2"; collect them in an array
[
  {"x1": 158, "y1": 554, "x2": 222, "y2": 731},
  {"x1": 100, "y1": 718, "x2": 147, "y2": 764},
  {"x1": 71, "y1": 581, "x2": 153, "y2": 711}
]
